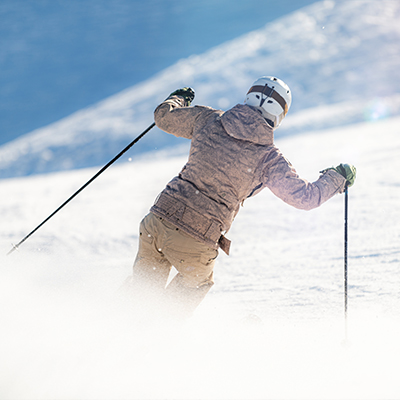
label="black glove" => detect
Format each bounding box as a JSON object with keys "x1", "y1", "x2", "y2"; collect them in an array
[{"x1": 169, "y1": 87, "x2": 195, "y2": 106}]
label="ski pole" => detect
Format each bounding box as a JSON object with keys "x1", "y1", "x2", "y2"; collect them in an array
[
  {"x1": 7, "y1": 122, "x2": 156, "y2": 256},
  {"x1": 344, "y1": 183, "x2": 349, "y2": 338}
]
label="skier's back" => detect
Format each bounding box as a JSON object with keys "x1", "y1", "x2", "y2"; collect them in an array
[{"x1": 125, "y1": 76, "x2": 356, "y2": 319}]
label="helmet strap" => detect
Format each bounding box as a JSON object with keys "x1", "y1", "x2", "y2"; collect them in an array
[{"x1": 265, "y1": 118, "x2": 275, "y2": 128}]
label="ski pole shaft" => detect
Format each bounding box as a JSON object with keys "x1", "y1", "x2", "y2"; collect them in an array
[
  {"x1": 344, "y1": 184, "x2": 349, "y2": 324},
  {"x1": 7, "y1": 122, "x2": 156, "y2": 256}
]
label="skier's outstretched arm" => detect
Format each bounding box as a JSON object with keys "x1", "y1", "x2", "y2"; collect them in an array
[{"x1": 263, "y1": 150, "x2": 355, "y2": 210}]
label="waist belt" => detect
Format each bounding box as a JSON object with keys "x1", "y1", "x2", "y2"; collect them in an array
[{"x1": 151, "y1": 192, "x2": 231, "y2": 255}]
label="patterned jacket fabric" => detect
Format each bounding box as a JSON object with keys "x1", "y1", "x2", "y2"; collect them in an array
[{"x1": 150, "y1": 96, "x2": 346, "y2": 254}]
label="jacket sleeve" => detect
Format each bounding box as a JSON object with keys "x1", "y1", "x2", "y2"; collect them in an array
[
  {"x1": 154, "y1": 95, "x2": 212, "y2": 139},
  {"x1": 263, "y1": 149, "x2": 346, "y2": 210}
]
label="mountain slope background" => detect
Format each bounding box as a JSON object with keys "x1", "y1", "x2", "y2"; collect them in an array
[
  {"x1": 0, "y1": 0, "x2": 315, "y2": 145},
  {"x1": 1, "y1": 0, "x2": 400, "y2": 179}
]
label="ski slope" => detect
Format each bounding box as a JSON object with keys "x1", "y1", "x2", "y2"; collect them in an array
[{"x1": 1, "y1": 115, "x2": 399, "y2": 399}]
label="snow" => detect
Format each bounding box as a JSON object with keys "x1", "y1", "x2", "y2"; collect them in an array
[
  {"x1": 1, "y1": 0, "x2": 400, "y2": 398},
  {"x1": 1, "y1": 115, "x2": 400, "y2": 399}
]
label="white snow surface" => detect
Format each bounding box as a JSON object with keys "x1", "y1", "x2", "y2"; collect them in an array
[
  {"x1": 1, "y1": 0, "x2": 400, "y2": 178},
  {"x1": 1, "y1": 114, "x2": 400, "y2": 399}
]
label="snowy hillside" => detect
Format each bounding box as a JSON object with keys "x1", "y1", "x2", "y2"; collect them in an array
[
  {"x1": 1, "y1": 0, "x2": 400, "y2": 178},
  {"x1": 0, "y1": 0, "x2": 315, "y2": 145},
  {"x1": 1, "y1": 111, "x2": 400, "y2": 399}
]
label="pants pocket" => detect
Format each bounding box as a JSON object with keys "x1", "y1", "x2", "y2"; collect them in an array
[
  {"x1": 200, "y1": 248, "x2": 219, "y2": 265},
  {"x1": 139, "y1": 220, "x2": 154, "y2": 244}
]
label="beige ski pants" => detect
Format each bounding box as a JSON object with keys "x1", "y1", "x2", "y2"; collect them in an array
[{"x1": 130, "y1": 212, "x2": 219, "y2": 316}]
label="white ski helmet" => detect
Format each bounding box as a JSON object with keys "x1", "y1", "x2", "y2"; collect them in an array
[{"x1": 244, "y1": 76, "x2": 292, "y2": 128}]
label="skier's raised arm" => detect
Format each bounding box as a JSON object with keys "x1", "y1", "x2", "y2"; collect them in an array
[{"x1": 154, "y1": 87, "x2": 213, "y2": 139}]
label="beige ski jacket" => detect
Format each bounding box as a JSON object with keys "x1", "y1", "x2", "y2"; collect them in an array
[{"x1": 150, "y1": 96, "x2": 346, "y2": 254}]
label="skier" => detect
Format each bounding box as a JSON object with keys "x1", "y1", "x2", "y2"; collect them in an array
[{"x1": 125, "y1": 76, "x2": 356, "y2": 319}]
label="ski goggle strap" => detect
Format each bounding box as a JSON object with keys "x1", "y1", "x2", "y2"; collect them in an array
[{"x1": 247, "y1": 85, "x2": 288, "y2": 116}]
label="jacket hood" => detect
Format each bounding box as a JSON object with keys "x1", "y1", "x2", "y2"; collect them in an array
[{"x1": 220, "y1": 104, "x2": 274, "y2": 146}]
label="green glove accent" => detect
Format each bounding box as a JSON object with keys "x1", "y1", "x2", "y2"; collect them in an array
[
  {"x1": 321, "y1": 163, "x2": 357, "y2": 187},
  {"x1": 169, "y1": 87, "x2": 195, "y2": 106}
]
